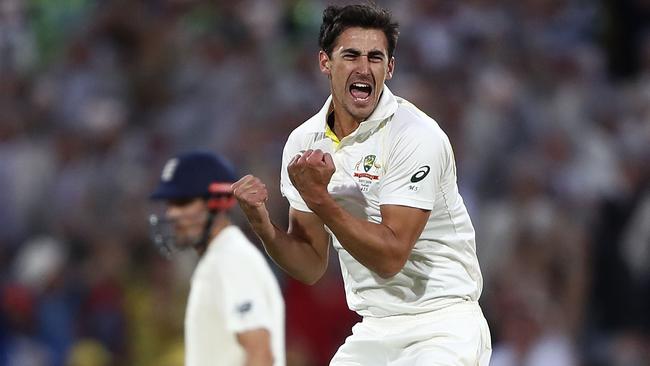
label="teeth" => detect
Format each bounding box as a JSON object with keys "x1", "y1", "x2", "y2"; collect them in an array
[{"x1": 352, "y1": 83, "x2": 370, "y2": 88}]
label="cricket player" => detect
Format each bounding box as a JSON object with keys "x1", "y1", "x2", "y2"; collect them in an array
[
  {"x1": 233, "y1": 3, "x2": 491, "y2": 365},
  {"x1": 149, "y1": 150, "x2": 285, "y2": 366}
]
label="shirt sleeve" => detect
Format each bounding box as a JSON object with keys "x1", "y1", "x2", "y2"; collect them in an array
[
  {"x1": 378, "y1": 125, "x2": 448, "y2": 210},
  {"x1": 280, "y1": 133, "x2": 312, "y2": 212},
  {"x1": 219, "y1": 258, "x2": 274, "y2": 333}
]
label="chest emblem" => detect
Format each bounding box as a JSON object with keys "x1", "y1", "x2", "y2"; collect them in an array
[
  {"x1": 363, "y1": 155, "x2": 376, "y2": 172},
  {"x1": 354, "y1": 154, "x2": 380, "y2": 181},
  {"x1": 353, "y1": 155, "x2": 382, "y2": 192}
]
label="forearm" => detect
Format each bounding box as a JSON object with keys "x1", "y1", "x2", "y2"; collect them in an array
[
  {"x1": 244, "y1": 207, "x2": 328, "y2": 284},
  {"x1": 238, "y1": 329, "x2": 273, "y2": 366},
  {"x1": 260, "y1": 224, "x2": 328, "y2": 284},
  {"x1": 307, "y1": 196, "x2": 406, "y2": 278},
  {"x1": 244, "y1": 350, "x2": 273, "y2": 366}
]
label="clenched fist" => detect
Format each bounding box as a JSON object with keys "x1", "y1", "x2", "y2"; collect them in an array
[
  {"x1": 288, "y1": 149, "x2": 335, "y2": 204},
  {"x1": 232, "y1": 175, "x2": 269, "y2": 218}
]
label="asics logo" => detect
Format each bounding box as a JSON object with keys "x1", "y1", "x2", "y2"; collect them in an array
[{"x1": 410, "y1": 166, "x2": 430, "y2": 183}]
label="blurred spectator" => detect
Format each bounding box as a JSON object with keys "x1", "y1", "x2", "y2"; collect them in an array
[
  {"x1": 66, "y1": 339, "x2": 111, "y2": 366},
  {"x1": 0, "y1": 283, "x2": 52, "y2": 366},
  {"x1": 12, "y1": 236, "x2": 78, "y2": 366}
]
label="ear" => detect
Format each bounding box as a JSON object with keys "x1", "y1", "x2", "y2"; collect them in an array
[
  {"x1": 385, "y1": 56, "x2": 395, "y2": 80},
  {"x1": 319, "y1": 50, "x2": 331, "y2": 76}
]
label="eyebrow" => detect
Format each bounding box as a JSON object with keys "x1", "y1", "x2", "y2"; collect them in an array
[{"x1": 340, "y1": 48, "x2": 386, "y2": 57}]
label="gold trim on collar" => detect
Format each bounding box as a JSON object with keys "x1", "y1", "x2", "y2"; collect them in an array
[{"x1": 324, "y1": 122, "x2": 340, "y2": 146}]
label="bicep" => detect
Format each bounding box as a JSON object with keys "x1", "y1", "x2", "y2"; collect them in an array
[
  {"x1": 288, "y1": 207, "x2": 330, "y2": 255},
  {"x1": 380, "y1": 204, "x2": 430, "y2": 251},
  {"x1": 288, "y1": 208, "x2": 331, "y2": 274}
]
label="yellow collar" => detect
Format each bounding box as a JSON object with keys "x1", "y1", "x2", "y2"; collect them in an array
[{"x1": 324, "y1": 120, "x2": 340, "y2": 146}]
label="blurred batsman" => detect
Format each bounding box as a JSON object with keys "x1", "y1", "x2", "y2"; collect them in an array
[
  {"x1": 149, "y1": 150, "x2": 285, "y2": 366},
  {"x1": 233, "y1": 3, "x2": 491, "y2": 365}
]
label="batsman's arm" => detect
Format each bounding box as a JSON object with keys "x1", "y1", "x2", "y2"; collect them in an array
[
  {"x1": 232, "y1": 175, "x2": 330, "y2": 285},
  {"x1": 237, "y1": 328, "x2": 273, "y2": 366}
]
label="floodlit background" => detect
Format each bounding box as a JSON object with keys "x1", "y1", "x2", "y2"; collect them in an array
[{"x1": 1, "y1": 0, "x2": 649, "y2": 365}]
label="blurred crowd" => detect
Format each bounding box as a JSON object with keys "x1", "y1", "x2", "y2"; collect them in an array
[{"x1": 0, "y1": 0, "x2": 648, "y2": 365}]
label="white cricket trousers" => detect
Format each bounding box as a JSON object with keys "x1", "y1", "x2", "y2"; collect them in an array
[{"x1": 330, "y1": 301, "x2": 492, "y2": 366}]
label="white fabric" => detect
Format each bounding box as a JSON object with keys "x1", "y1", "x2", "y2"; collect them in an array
[
  {"x1": 184, "y1": 225, "x2": 285, "y2": 366},
  {"x1": 280, "y1": 86, "x2": 484, "y2": 318},
  {"x1": 490, "y1": 334, "x2": 576, "y2": 366},
  {"x1": 330, "y1": 301, "x2": 492, "y2": 366}
]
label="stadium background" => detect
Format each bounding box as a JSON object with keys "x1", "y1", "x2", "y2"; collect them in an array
[{"x1": 0, "y1": 0, "x2": 648, "y2": 365}]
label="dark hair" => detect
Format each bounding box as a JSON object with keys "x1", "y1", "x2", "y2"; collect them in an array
[{"x1": 318, "y1": 3, "x2": 399, "y2": 59}]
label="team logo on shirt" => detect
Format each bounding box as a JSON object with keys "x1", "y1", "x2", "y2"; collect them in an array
[
  {"x1": 353, "y1": 155, "x2": 382, "y2": 192},
  {"x1": 237, "y1": 301, "x2": 252, "y2": 315},
  {"x1": 354, "y1": 155, "x2": 380, "y2": 181},
  {"x1": 363, "y1": 155, "x2": 376, "y2": 172}
]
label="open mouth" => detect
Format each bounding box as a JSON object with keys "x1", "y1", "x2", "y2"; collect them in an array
[{"x1": 349, "y1": 82, "x2": 372, "y2": 101}]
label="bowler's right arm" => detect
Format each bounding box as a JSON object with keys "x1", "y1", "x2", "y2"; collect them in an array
[{"x1": 232, "y1": 175, "x2": 330, "y2": 285}]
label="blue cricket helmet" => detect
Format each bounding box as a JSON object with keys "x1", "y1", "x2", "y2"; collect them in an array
[{"x1": 150, "y1": 150, "x2": 237, "y2": 200}]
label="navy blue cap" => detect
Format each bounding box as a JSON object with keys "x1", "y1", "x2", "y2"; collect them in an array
[{"x1": 150, "y1": 150, "x2": 237, "y2": 200}]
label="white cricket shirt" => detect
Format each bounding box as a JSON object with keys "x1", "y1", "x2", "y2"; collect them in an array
[
  {"x1": 184, "y1": 225, "x2": 285, "y2": 365},
  {"x1": 280, "y1": 86, "x2": 483, "y2": 318}
]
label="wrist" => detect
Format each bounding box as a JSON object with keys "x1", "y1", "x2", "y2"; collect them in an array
[
  {"x1": 243, "y1": 205, "x2": 270, "y2": 229},
  {"x1": 304, "y1": 192, "x2": 338, "y2": 217},
  {"x1": 301, "y1": 188, "x2": 332, "y2": 209}
]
